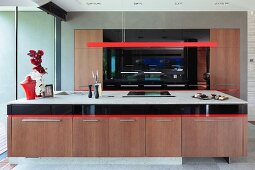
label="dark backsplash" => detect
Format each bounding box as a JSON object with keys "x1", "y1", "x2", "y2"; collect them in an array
[{"x1": 103, "y1": 29, "x2": 210, "y2": 90}]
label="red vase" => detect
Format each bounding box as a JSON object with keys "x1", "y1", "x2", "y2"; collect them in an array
[{"x1": 20, "y1": 76, "x2": 36, "y2": 100}]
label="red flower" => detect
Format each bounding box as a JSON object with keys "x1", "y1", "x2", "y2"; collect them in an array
[
  {"x1": 30, "y1": 58, "x2": 42, "y2": 65},
  {"x1": 28, "y1": 49, "x2": 47, "y2": 74},
  {"x1": 33, "y1": 65, "x2": 46, "y2": 74},
  {"x1": 28, "y1": 50, "x2": 36, "y2": 57},
  {"x1": 37, "y1": 50, "x2": 44, "y2": 57}
]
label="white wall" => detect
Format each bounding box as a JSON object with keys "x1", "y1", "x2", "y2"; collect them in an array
[{"x1": 248, "y1": 11, "x2": 255, "y2": 120}]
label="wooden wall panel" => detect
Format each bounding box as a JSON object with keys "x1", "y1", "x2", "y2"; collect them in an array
[
  {"x1": 210, "y1": 29, "x2": 240, "y2": 48},
  {"x1": 74, "y1": 30, "x2": 103, "y2": 91},
  {"x1": 74, "y1": 49, "x2": 103, "y2": 90},
  {"x1": 197, "y1": 48, "x2": 207, "y2": 83},
  {"x1": 210, "y1": 29, "x2": 240, "y2": 97},
  {"x1": 75, "y1": 30, "x2": 103, "y2": 49}
]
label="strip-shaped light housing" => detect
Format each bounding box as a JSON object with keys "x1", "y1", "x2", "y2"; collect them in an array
[{"x1": 87, "y1": 42, "x2": 218, "y2": 48}]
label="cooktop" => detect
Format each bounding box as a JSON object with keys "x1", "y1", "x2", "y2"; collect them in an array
[{"x1": 123, "y1": 91, "x2": 175, "y2": 97}]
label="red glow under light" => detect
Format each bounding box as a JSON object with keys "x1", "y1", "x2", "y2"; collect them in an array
[{"x1": 87, "y1": 42, "x2": 218, "y2": 48}]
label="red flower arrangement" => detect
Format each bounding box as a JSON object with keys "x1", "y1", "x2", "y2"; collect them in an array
[{"x1": 27, "y1": 50, "x2": 47, "y2": 74}]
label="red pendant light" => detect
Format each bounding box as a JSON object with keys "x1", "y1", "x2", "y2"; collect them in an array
[{"x1": 87, "y1": 42, "x2": 217, "y2": 48}]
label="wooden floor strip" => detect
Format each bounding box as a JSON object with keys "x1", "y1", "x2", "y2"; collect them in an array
[{"x1": 0, "y1": 158, "x2": 16, "y2": 170}]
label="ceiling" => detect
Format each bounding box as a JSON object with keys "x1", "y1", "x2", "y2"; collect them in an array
[{"x1": 0, "y1": 0, "x2": 255, "y2": 12}]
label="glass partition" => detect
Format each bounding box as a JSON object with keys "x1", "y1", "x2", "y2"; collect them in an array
[
  {"x1": 0, "y1": 7, "x2": 16, "y2": 113},
  {"x1": 17, "y1": 7, "x2": 55, "y2": 98}
]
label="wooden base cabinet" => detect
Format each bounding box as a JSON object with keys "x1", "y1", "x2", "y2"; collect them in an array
[
  {"x1": 109, "y1": 118, "x2": 145, "y2": 157},
  {"x1": 182, "y1": 117, "x2": 246, "y2": 157},
  {"x1": 11, "y1": 117, "x2": 72, "y2": 157},
  {"x1": 9, "y1": 116, "x2": 247, "y2": 158},
  {"x1": 146, "y1": 117, "x2": 181, "y2": 156},
  {"x1": 72, "y1": 118, "x2": 109, "y2": 156}
]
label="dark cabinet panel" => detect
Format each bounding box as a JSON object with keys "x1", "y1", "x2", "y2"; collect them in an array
[
  {"x1": 51, "y1": 105, "x2": 73, "y2": 114},
  {"x1": 11, "y1": 104, "x2": 51, "y2": 115}
]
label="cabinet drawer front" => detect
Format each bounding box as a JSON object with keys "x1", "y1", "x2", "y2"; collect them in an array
[
  {"x1": 146, "y1": 117, "x2": 181, "y2": 157},
  {"x1": 12, "y1": 118, "x2": 44, "y2": 157},
  {"x1": 72, "y1": 118, "x2": 109, "y2": 157},
  {"x1": 11, "y1": 117, "x2": 72, "y2": 157},
  {"x1": 182, "y1": 117, "x2": 244, "y2": 157},
  {"x1": 109, "y1": 118, "x2": 145, "y2": 157}
]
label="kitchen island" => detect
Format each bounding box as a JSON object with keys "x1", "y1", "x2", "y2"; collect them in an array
[{"x1": 7, "y1": 90, "x2": 248, "y2": 164}]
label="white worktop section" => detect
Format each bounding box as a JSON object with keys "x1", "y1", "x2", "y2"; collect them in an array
[{"x1": 8, "y1": 91, "x2": 247, "y2": 105}]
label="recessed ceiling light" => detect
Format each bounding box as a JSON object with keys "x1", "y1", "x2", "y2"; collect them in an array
[
  {"x1": 134, "y1": 2, "x2": 143, "y2": 6},
  {"x1": 214, "y1": 2, "x2": 230, "y2": 6},
  {"x1": 86, "y1": 2, "x2": 102, "y2": 6},
  {"x1": 174, "y1": 2, "x2": 183, "y2": 6}
]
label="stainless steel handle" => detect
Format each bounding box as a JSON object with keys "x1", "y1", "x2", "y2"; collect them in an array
[
  {"x1": 121, "y1": 85, "x2": 139, "y2": 87},
  {"x1": 119, "y1": 119, "x2": 136, "y2": 122},
  {"x1": 194, "y1": 119, "x2": 232, "y2": 122},
  {"x1": 22, "y1": 118, "x2": 62, "y2": 122},
  {"x1": 144, "y1": 72, "x2": 162, "y2": 74},
  {"x1": 82, "y1": 119, "x2": 99, "y2": 122},
  {"x1": 144, "y1": 85, "x2": 161, "y2": 87},
  {"x1": 120, "y1": 72, "x2": 139, "y2": 74},
  {"x1": 156, "y1": 119, "x2": 172, "y2": 122},
  {"x1": 167, "y1": 84, "x2": 185, "y2": 87}
]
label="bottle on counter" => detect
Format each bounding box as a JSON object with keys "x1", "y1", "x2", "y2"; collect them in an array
[
  {"x1": 94, "y1": 84, "x2": 99, "y2": 99},
  {"x1": 88, "y1": 85, "x2": 92, "y2": 98}
]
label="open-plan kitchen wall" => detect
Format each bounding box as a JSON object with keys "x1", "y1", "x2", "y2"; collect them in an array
[
  {"x1": 17, "y1": 9, "x2": 55, "y2": 99},
  {"x1": 61, "y1": 11, "x2": 247, "y2": 100},
  {"x1": 248, "y1": 11, "x2": 255, "y2": 120}
]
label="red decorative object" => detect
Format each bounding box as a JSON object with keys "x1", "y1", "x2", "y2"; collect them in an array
[
  {"x1": 27, "y1": 50, "x2": 47, "y2": 74},
  {"x1": 20, "y1": 76, "x2": 36, "y2": 100},
  {"x1": 86, "y1": 42, "x2": 218, "y2": 48}
]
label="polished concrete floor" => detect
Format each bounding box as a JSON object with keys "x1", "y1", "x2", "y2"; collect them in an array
[{"x1": 13, "y1": 123, "x2": 255, "y2": 170}]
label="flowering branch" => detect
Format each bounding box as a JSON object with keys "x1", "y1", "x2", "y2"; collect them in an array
[{"x1": 27, "y1": 50, "x2": 47, "y2": 74}]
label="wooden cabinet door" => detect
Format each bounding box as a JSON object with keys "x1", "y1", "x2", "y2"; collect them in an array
[
  {"x1": 182, "y1": 117, "x2": 245, "y2": 157},
  {"x1": 43, "y1": 118, "x2": 72, "y2": 157},
  {"x1": 210, "y1": 29, "x2": 240, "y2": 97},
  {"x1": 146, "y1": 117, "x2": 181, "y2": 156},
  {"x1": 109, "y1": 118, "x2": 145, "y2": 157},
  {"x1": 74, "y1": 30, "x2": 103, "y2": 91},
  {"x1": 11, "y1": 117, "x2": 72, "y2": 157},
  {"x1": 72, "y1": 117, "x2": 109, "y2": 156}
]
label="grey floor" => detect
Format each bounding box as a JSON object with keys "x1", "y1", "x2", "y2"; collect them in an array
[{"x1": 13, "y1": 123, "x2": 255, "y2": 170}]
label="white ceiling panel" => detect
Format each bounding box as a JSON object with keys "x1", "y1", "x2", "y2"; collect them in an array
[{"x1": 0, "y1": 0, "x2": 255, "y2": 11}]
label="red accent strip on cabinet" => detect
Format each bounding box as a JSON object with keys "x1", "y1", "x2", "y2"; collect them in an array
[
  {"x1": 86, "y1": 42, "x2": 218, "y2": 48},
  {"x1": 9, "y1": 114, "x2": 247, "y2": 118}
]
